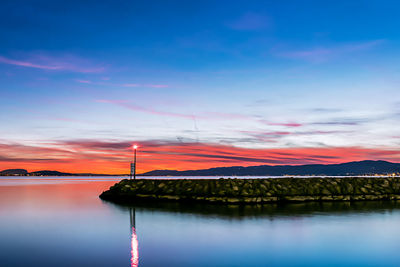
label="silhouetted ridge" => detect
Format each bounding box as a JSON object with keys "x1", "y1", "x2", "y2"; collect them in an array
[
  {"x1": 142, "y1": 160, "x2": 400, "y2": 176},
  {"x1": 0, "y1": 169, "x2": 28, "y2": 175},
  {"x1": 29, "y1": 170, "x2": 73, "y2": 176},
  {"x1": 1, "y1": 160, "x2": 400, "y2": 176}
]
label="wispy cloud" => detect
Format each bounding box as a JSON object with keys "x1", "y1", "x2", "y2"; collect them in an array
[
  {"x1": 239, "y1": 131, "x2": 290, "y2": 142},
  {"x1": 310, "y1": 118, "x2": 370, "y2": 126},
  {"x1": 97, "y1": 99, "x2": 195, "y2": 119},
  {"x1": 76, "y1": 80, "x2": 169, "y2": 88},
  {"x1": 240, "y1": 130, "x2": 349, "y2": 143},
  {"x1": 0, "y1": 56, "x2": 62, "y2": 70},
  {"x1": 122, "y1": 83, "x2": 140, "y2": 87},
  {"x1": 276, "y1": 39, "x2": 385, "y2": 62},
  {"x1": 97, "y1": 99, "x2": 252, "y2": 121},
  {"x1": 75, "y1": 79, "x2": 93, "y2": 84},
  {"x1": 310, "y1": 108, "x2": 343, "y2": 113},
  {"x1": 122, "y1": 83, "x2": 168, "y2": 88},
  {"x1": 260, "y1": 120, "x2": 303, "y2": 127},
  {"x1": 0, "y1": 53, "x2": 105, "y2": 73},
  {"x1": 311, "y1": 121, "x2": 359, "y2": 126},
  {"x1": 227, "y1": 12, "x2": 271, "y2": 31},
  {"x1": 145, "y1": 84, "x2": 169, "y2": 88},
  {"x1": 201, "y1": 112, "x2": 251, "y2": 120},
  {"x1": 260, "y1": 116, "x2": 369, "y2": 128}
]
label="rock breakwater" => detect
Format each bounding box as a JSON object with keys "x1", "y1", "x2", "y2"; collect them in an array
[{"x1": 100, "y1": 177, "x2": 400, "y2": 204}]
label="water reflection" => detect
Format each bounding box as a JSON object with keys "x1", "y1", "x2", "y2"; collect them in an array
[
  {"x1": 121, "y1": 200, "x2": 400, "y2": 267},
  {"x1": 114, "y1": 200, "x2": 400, "y2": 267},
  {"x1": 115, "y1": 200, "x2": 400, "y2": 220},
  {"x1": 130, "y1": 208, "x2": 139, "y2": 267},
  {"x1": 4, "y1": 178, "x2": 400, "y2": 267}
]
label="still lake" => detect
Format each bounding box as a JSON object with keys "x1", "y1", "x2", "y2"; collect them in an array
[{"x1": 1, "y1": 177, "x2": 400, "y2": 267}]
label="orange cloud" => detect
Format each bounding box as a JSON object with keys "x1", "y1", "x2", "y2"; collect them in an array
[{"x1": 1, "y1": 140, "x2": 400, "y2": 174}]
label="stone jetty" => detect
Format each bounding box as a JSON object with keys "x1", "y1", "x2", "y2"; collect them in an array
[{"x1": 100, "y1": 177, "x2": 400, "y2": 204}]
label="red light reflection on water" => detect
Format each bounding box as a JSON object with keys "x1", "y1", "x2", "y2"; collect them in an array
[{"x1": 131, "y1": 227, "x2": 139, "y2": 267}]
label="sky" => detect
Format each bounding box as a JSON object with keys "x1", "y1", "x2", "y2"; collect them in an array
[{"x1": 1, "y1": 0, "x2": 400, "y2": 174}]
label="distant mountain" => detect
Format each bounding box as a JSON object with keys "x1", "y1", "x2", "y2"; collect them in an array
[
  {"x1": 2, "y1": 160, "x2": 400, "y2": 176},
  {"x1": 0, "y1": 169, "x2": 118, "y2": 176},
  {"x1": 142, "y1": 160, "x2": 400, "y2": 176},
  {"x1": 0, "y1": 169, "x2": 28, "y2": 176},
  {"x1": 28, "y1": 171, "x2": 119, "y2": 176},
  {"x1": 29, "y1": 170, "x2": 73, "y2": 176}
]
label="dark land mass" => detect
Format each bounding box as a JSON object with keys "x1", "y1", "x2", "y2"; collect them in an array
[
  {"x1": 0, "y1": 169, "x2": 28, "y2": 176},
  {"x1": 2, "y1": 160, "x2": 400, "y2": 176},
  {"x1": 29, "y1": 170, "x2": 74, "y2": 176},
  {"x1": 142, "y1": 160, "x2": 400, "y2": 176},
  {"x1": 0, "y1": 169, "x2": 118, "y2": 176}
]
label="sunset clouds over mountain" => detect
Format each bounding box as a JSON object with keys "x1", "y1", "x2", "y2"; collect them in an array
[{"x1": 1, "y1": 1, "x2": 400, "y2": 173}]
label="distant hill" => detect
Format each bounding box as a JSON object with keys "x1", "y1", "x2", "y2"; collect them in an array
[
  {"x1": 0, "y1": 169, "x2": 117, "y2": 176},
  {"x1": 2, "y1": 160, "x2": 400, "y2": 176},
  {"x1": 29, "y1": 170, "x2": 73, "y2": 176},
  {"x1": 142, "y1": 160, "x2": 400, "y2": 176},
  {"x1": 0, "y1": 169, "x2": 28, "y2": 176}
]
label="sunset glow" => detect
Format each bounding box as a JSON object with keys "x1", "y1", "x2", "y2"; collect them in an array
[
  {"x1": 1, "y1": 141, "x2": 400, "y2": 174},
  {"x1": 1, "y1": 1, "x2": 400, "y2": 174}
]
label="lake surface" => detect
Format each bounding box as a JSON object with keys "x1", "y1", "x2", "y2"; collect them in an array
[{"x1": 1, "y1": 176, "x2": 400, "y2": 266}]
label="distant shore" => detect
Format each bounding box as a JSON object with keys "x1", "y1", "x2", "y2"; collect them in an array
[
  {"x1": 100, "y1": 177, "x2": 400, "y2": 204},
  {"x1": 4, "y1": 160, "x2": 400, "y2": 177}
]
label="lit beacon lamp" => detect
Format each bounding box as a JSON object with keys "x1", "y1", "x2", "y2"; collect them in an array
[{"x1": 130, "y1": 145, "x2": 138, "y2": 180}]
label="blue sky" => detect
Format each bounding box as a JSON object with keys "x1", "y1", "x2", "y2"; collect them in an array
[{"x1": 1, "y1": 0, "x2": 400, "y2": 173}]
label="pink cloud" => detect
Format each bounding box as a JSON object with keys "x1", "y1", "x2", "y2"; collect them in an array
[
  {"x1": 0, "y1": 56, "x2": 62, "y2": 70},
  {"x1": 0, "y1": 54, "x2": 105, "y2": 73},
  {"x1": 75, "y1": 79, "x2": 92, "y2": 84},
  {"x1": 267, "y1": 122, "x2": 303, "y2": 127},
  {"x1": 123, "y1": 83, "x2": 168, "y2": 88},
  {"x1": 145, "y1": 84, "x2": 169, "y2": 88}
]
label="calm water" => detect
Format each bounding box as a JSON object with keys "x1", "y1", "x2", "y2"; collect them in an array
[{"x1": 2, "y1": 177, "x2": 400, "y2": 267}]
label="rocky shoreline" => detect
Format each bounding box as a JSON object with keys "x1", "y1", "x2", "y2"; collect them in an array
[{"x1": 99, "y1": 177, "x2": 400, "y2": 204}]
